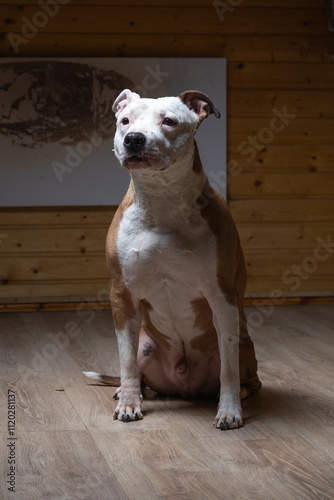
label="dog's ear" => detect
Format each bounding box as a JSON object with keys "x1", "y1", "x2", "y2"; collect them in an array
[
  {"x1": 112, "y1": 89, "x2": 141, "y2": 116},
  {"x1": 179, "y1": 90, "x2": 221, "y2": 122}
]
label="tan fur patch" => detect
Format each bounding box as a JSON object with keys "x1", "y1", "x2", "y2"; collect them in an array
[
  {"x1": 192, "y1": 142, "x2": 203, "y2": 174},
  {"x1": 111, "y1": 284, "x2": 136, "y2": 331},
  {"x1": 199, "y1": 183, "x2": 246, "y2": 306},
  {"x1": 139, "y1": 299, "x2": 171, "y2": 350},
  {"x1": 106, "y1": 182, "x2": 136, "y2": 330},
  {"x1": 190, "y1": 297, "x2": 218, "y2": 355}
]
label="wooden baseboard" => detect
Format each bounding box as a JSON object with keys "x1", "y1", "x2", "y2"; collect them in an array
[
  {"x1": 0, "y1": 301, "x2": 111, "y2": 313},
  {"x1": 243, "y1": 296, "x2": 334, "y2": 306},
  {"x1": 1, "y1": 296, "x2": 334, "y2": 313}
]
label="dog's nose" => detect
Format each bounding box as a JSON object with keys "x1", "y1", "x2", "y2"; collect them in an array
[{"x1": 124, "y1": 132, "x2": 146, "y2": 151}]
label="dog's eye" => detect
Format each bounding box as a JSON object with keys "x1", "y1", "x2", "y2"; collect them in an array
[
  {"x1": 163, "y1": 118, "x2": 177, "y2": 126},
  {"x1": 121, "y1": 117, "x2": 129, "y2": 125}
]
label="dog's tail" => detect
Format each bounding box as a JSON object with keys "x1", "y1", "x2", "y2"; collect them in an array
[{"x1": 83, "y1": 371, "x2": 121, "y2": 386}]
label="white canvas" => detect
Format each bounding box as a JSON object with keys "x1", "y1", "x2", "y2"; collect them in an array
[{"x1": 0, "y1": 57, "x2": 226, "y2": 206}]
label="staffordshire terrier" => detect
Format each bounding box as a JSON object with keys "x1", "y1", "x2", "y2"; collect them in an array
[{"x1": 84, "y1": 89, "x2": 261, "y2": 430}]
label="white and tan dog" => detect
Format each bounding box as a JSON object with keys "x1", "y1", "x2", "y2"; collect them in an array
[{"x1": 85, "y1": 89, "x2": 261, "y2": 430}]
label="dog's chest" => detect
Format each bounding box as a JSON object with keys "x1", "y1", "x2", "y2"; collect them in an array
[{"x1": 116, "y1": 205, "x2": 216, "y2": 303}]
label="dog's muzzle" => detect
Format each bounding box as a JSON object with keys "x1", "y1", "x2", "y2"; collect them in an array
[{"x1": 124, "y1": 132, "x2": 146, "y2": 153}]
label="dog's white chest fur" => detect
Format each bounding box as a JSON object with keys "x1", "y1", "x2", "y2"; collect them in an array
[
  {"x1": 117, "y1": 203, "x2": 216, "y2": 335},
  {"x1": 115, "y1": 201, "x2": 225, "y2": 398}
]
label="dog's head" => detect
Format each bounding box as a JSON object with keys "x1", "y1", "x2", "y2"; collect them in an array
[{"x1": 112, "y1": 89, "x2": 220, "y2": 172}]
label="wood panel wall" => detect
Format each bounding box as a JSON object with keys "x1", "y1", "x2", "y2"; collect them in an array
[{"x1": 0, "y1": 0, "x2": 333, "y2": 303}]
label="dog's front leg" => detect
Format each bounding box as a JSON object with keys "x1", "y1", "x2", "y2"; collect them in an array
[
  {"x1": 208, "y1": 293, "x2": 243, "y2": 430},
  {"x1": 113, "y1": 310, "x2": 143, "y2": 422}
]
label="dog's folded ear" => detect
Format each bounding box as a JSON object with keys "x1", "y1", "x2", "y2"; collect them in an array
[
  {"x1": 112, "y1": 89, "x2": 141, "y2": 116},
  {"x1": 179, "y1": 90, "x2": 221, "y2": 122}
]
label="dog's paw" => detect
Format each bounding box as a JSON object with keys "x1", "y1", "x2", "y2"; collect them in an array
[
  {"x1": 113, "y1": 391, "x2": 143, "y2": 423},
  {"x1": 213, "y1": 403, "x2": 243, "y2": 431},
  {"x1": 112, "y1": 386, "x2": 122, "y2": 400}
]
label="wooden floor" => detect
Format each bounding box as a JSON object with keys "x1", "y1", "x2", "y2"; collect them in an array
[{"x1": 1, "y1": 304, "x2": 334, "y2": 500}]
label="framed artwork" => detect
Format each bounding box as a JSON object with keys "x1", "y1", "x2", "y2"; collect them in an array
[{"x1": 0, "y1": 57, "x2": 226, "y2": 206}]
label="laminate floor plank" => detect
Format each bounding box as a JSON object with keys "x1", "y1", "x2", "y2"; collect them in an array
[
  {"x1": 0, "y1": 305, "x2": 333, "y2": 499},
  {"x1": 6, "y1": 430, "x2": 127, "y2": 500}
]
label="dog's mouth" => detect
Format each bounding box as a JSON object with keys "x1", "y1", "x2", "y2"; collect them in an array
[
  {"x1": 124, "y1": 154, "x2": 151, "y2": 169},
  {"x1": 129, "y1": 155, "x2": 144, "y2": 163}
]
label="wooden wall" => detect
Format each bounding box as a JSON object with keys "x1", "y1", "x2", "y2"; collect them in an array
[{"x1": 0, "y1": 0, "x2": 334, "y2": 304}]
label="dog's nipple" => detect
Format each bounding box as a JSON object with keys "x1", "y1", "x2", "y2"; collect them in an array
[{"x1": 175, "y1": 357, "x2": 187, "y2": 375}]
